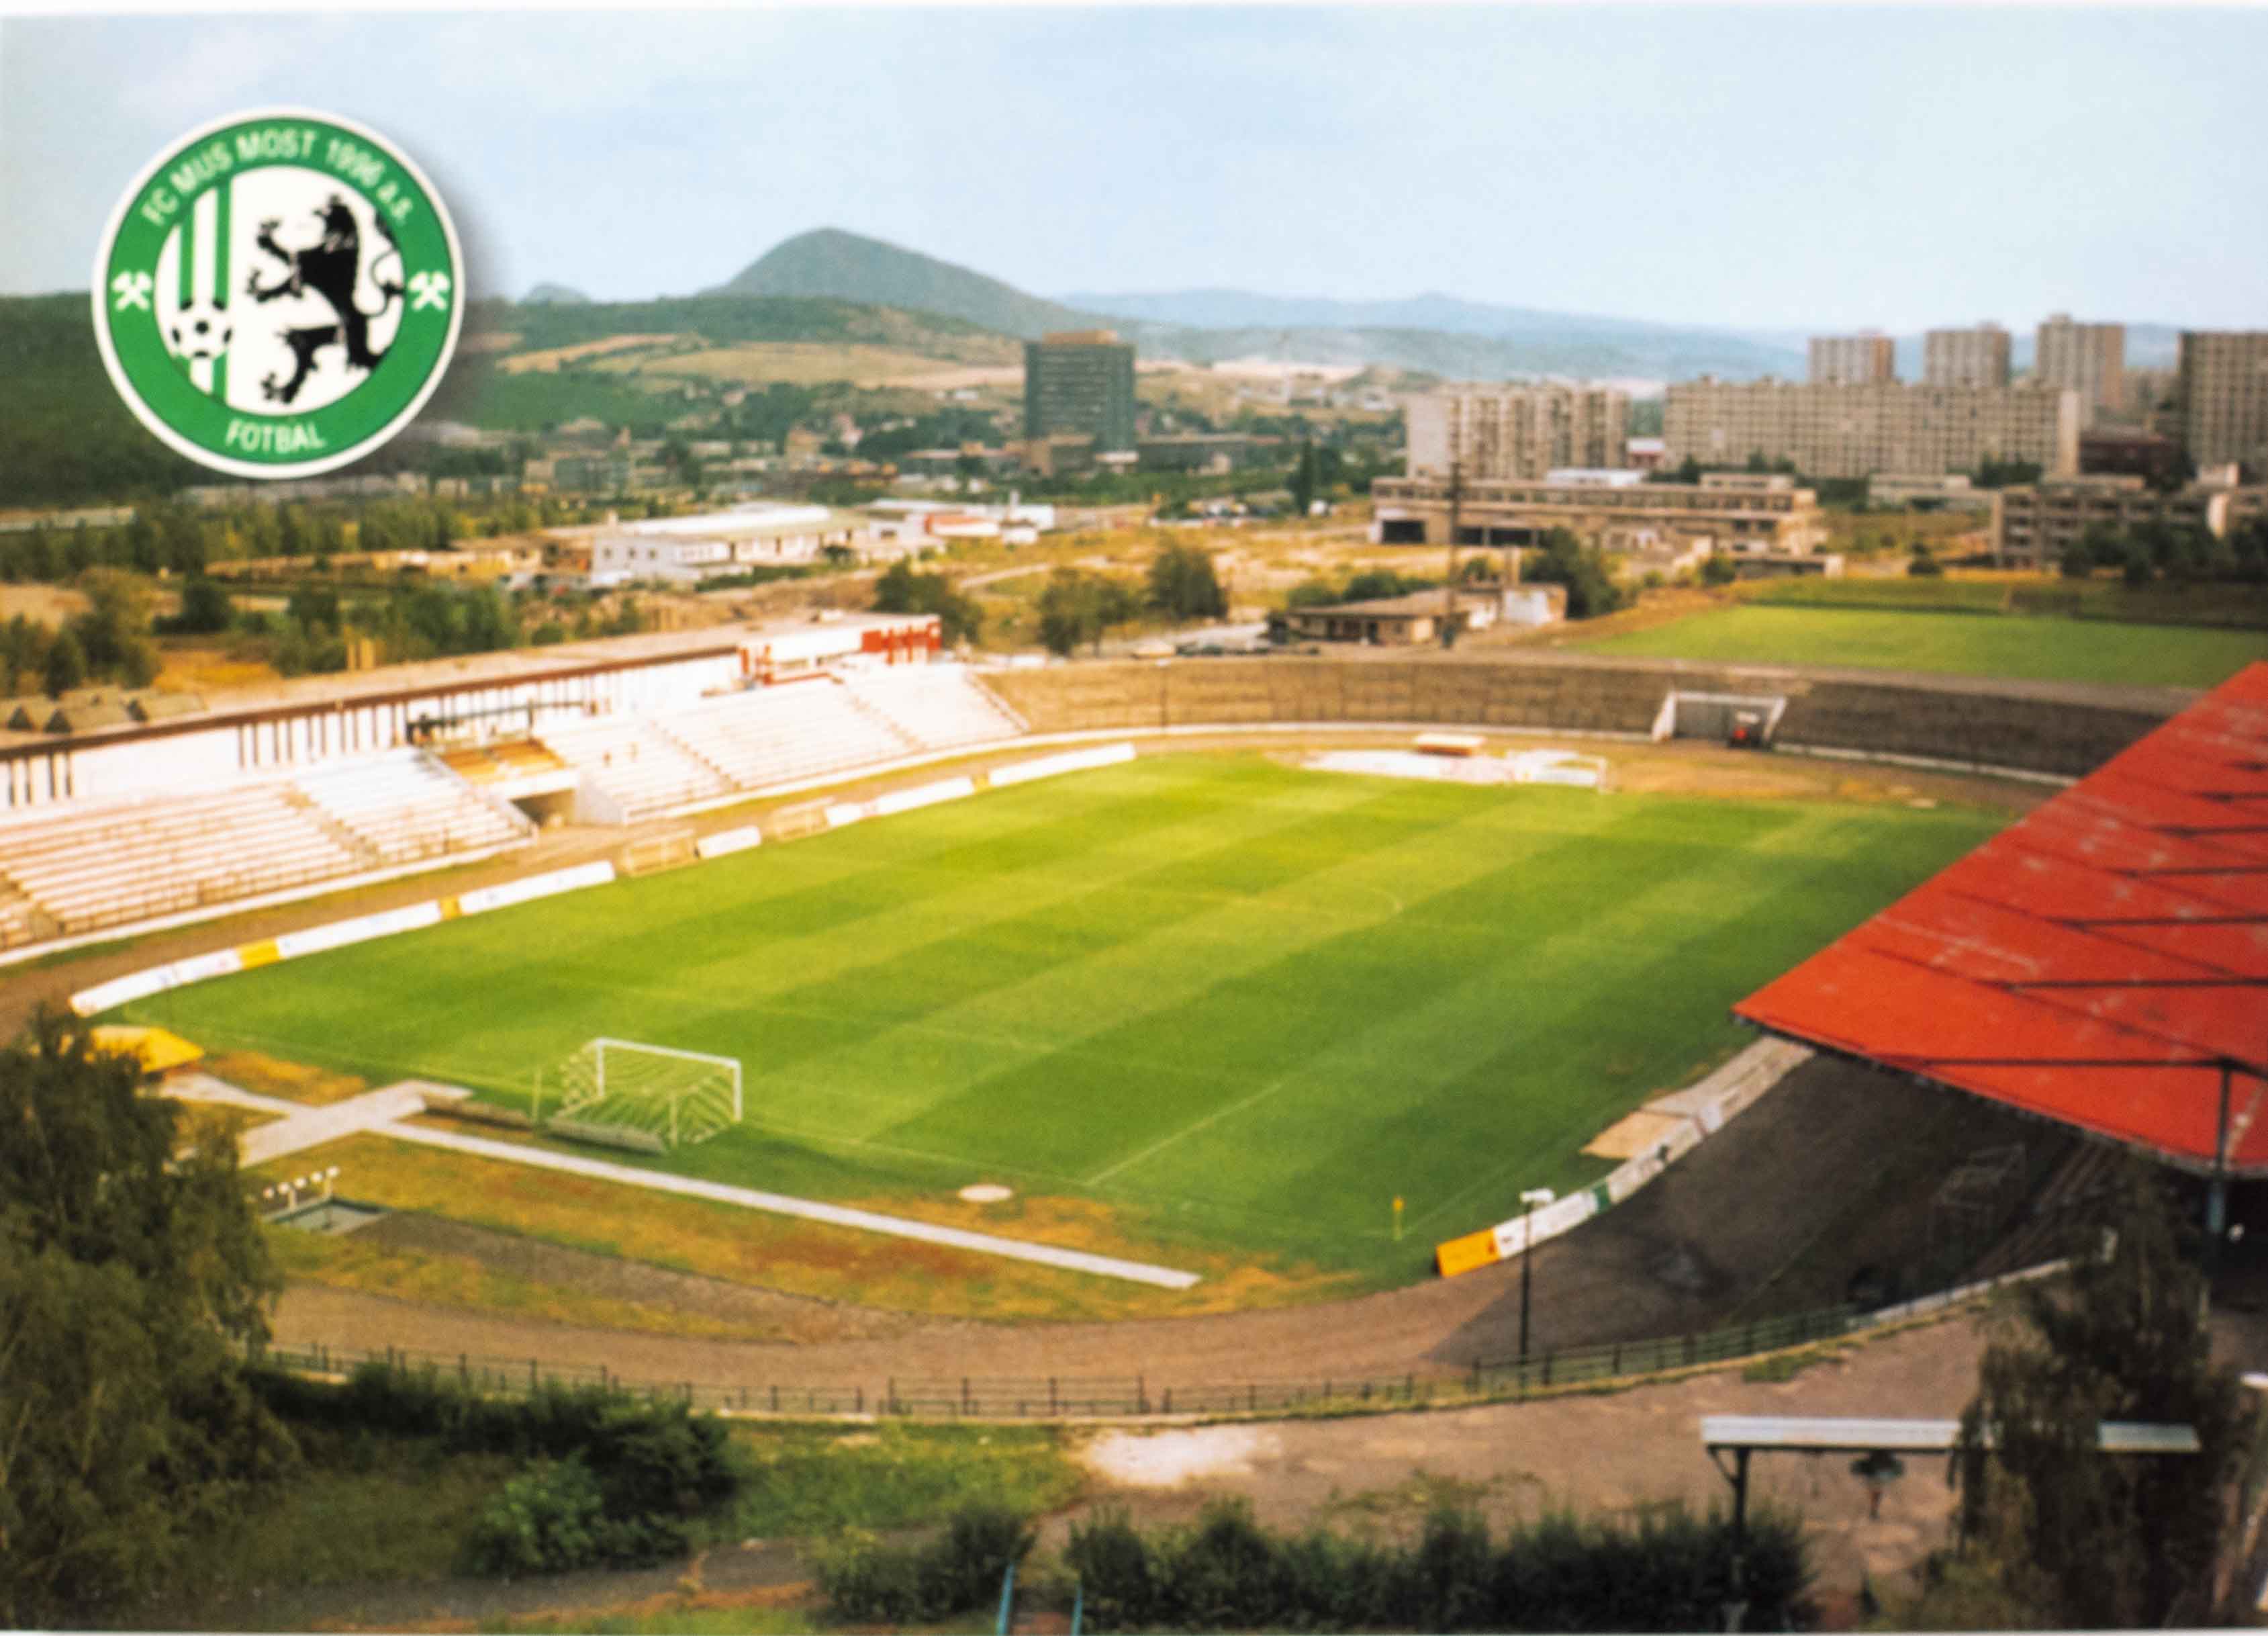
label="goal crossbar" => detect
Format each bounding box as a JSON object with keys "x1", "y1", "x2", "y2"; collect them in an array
[{"x1": 547, "y1": 1037, "x2": 743, "y2": 1146}]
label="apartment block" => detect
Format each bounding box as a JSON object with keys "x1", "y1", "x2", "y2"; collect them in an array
[
  {"x1": 1991, "y1": 473, "x2": 2266, "y2": 569},
  {"x1": 1807, "y1": 332, "x2": 1897, "y2": 385},
  {"x1": 1405, "y1": 383, "x2": 1629, "y2": 481},
  {"x1": 1663, "y1": 380, "x2": 2081, "y2": 480},
  {"x1": 2034, "y1": 315, "x2": 2126, "y2": 421},
  {"x1": 2177, "y1": 331, "x2": 2268, "y2": 478},
  {"x1": 1924, "y1": 324, "x2": 2012, "y2": 389},
  {"x1": 1023, "y1": 330, "x2": 1137, "y2": 452}
]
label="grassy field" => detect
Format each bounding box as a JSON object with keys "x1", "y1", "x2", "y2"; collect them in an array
[
  {"x1": 1574, "y1": 604, "x2": 2264, "y2": 688},
  {"x1": 123, "y1": 755, "x2": 2001, "y2": 1285}
]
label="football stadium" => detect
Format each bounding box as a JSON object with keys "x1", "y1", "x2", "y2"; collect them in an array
[{"x1": 7, "y1": 625, "x2": 2264, "y2": 1398}]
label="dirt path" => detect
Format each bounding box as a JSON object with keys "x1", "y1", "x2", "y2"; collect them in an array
[
  {"x1": 269, "y1": 1056, "x2": 2036, "y2": 1398},
  {"x1": 1057, "y1": 1312, "x2": 1997, "y2": 1617}
]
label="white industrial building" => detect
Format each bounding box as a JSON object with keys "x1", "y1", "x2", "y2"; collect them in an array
[{"x1": 591, "y1": 502, "x2": 865, "y2": 586}]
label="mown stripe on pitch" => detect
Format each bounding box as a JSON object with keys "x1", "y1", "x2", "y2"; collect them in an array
[
  {"x1": 879, "y1": 806, "x2": 1692, "y2": 1175},
  {"x1": 771, "y1": 785, "x2": 1551, "y2": 1136},
  {"x1": 1048, "y1": 810, "x2": 1764, "y2": 1203}
]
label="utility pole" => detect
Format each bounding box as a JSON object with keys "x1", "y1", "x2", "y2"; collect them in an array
[{"x1": 1442, "y1": 457, "x2": 1463, "y2": 647}]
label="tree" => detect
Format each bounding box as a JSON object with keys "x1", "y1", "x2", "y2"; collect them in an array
[
  {"x1": 1146, "y1": 542, "x2": 1227, "y2": 622},
  {"x1": 1907, "y1": 544, "x2": 1944, "y2": 577},
  {"x1": 1037, "y1": 567, "x2": 1139, "y2": 656},
  {"x1": 174, "y1": 577, "x2": 235, "y2": 635},
  {"x1": 70, "y1": 567, "x2": 161, "y2": 686},
  {"x1": 1944, "y1": 1162, "x2": 2248, "y2": 1628},
  {"x1": 1521, "y1": 528, "x2": 1627, "y2": 620},
  {"x1": 40, "y1": 625, "x2": 85, "y2": 696},
  {"x1": 871, "y1": 559, "x2": 982, "y2": 647},
  {"x1": 1973, "y1": 457, "x2": 2043, "y2": 490},
  {"x1": 0, "y1": 1010, "x2": 292, "y2": 1626},
  {"x1": 1288, "y1": 441, "x2": 1320, "y2": 517}
]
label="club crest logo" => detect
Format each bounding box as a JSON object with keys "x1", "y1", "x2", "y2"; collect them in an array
[{"x1": 93, "y1": 109, "x2": 463, "y2": 479}]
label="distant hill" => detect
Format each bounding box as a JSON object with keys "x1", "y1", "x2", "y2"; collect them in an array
[
  {"x1": 1060, "y1": 287, "x2": 1805, "y2": 382},
  {"x1": 0, "y1": 293, "x2": 205, "y2": 509},
  {"x1": 522, "y1": 283, "x2": 590, "y2": 305},
  {"x1": 709, "y1": 227, "x2": 1101, "y2": 341}
]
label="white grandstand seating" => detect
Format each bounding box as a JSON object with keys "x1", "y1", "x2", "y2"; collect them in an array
[
  {"x1": 840, "y1": 668, "x2": 1025, "y2": 753},
  {"x1": 0, "y1": 755, "x2": 534, "y2": 944},
  {"x1": 532, "y1": 671, "x2": 1029, "y2": 821},
  {"x1": 0, "y1": 882, "x2": 46, "y2": 951},
  {"x1": 659, "y1": 683, "x2": 918, "y2": 794},
  {"x1": 537, "y1": 713, "x2": 732, "y2": 822},
  {"x1": 295, "y1": 752, "x2": 533, "y2": 866},
  {"x1": 0, "y1": 783, "x2": 370, "y2": 937}
]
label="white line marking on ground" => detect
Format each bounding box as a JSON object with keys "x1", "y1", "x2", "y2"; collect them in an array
[
  {"x1": 376, "y1": 1116, "x2": 1202, "y2": 1289},
  {"x1": 1086, "y1": 1070, "x2": 1301, "y2": 1187}
]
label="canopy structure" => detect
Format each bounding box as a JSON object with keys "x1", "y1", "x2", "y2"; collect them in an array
[
  {"x1": 1736, "y1": 664, "x2": 2268, "y2": 1179},
  {"x1": 1700, "y1": 1415, "x2": 2202, "y2": 1456}
]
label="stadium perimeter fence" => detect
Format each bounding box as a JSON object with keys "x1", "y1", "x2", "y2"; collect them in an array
[{"x1": 258, "y1": 1302, "x2": 1869, "y2": 1422}]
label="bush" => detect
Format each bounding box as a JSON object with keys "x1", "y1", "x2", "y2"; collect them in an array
[
  {"x1": 463, "y1": 1457, "x2": 606, "y2": 1577},
  {"x1": 254, "y1": 1367, "x2": 742, "y2": 1576},
  {"x1": 816, "y1": 1500, "x2": 1036, "y2": 1623},
  {"x1": 1057, "y1": 1499, "x2": 1810, "y2": 1632},
  {"x1": 815, "y1": 1529, "x2": 927, "y2": 1624}
]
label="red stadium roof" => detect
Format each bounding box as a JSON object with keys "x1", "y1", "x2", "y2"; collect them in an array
[{"x1": 1736, "y1": 663, "x2": 2268, "y2": 1177}]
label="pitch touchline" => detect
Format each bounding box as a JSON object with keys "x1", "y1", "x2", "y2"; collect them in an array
[{"x1": 377, "y1": 1122, "x2": 1202, "y2": 1289}]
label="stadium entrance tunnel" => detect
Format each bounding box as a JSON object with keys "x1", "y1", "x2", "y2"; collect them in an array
[{"x1": 269, "y1": 1197, "x2": 387, "y2": 1236}]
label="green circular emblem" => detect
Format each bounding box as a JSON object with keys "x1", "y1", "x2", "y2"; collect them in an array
[{"x1": 93, "y1": 107, "x2": 463, "y2": 480}]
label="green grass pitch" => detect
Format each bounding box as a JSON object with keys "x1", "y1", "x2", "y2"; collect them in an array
[
  {"x1": 1573, "y1": 604, "x2": 2264, "y2": 690},
  {"x1": 120, "y1": 755, "x2": 2003, "y2": 1281}
]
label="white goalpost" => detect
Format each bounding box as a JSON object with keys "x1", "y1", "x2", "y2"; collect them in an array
[{"x1": 537, "y1": 1037, "x2": 743, "y2": 1148}]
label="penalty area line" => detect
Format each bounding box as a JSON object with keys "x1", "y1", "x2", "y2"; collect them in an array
[{"x1": 375, "y1": 1120, "x2": 1201, "y2": 1290}]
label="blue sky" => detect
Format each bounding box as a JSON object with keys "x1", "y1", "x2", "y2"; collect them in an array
[{"x1": 2, "y1": 6, "x2": 2262, "y2": 331}]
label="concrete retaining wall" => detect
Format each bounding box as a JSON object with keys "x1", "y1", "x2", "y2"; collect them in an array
[{"x1": 982, "y1": 657, "x2": 2177, "y2": 780}]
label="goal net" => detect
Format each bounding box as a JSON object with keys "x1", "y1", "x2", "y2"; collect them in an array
[{"x1": 537, "y1": 1037, "x2": 743, "y2": 1148}]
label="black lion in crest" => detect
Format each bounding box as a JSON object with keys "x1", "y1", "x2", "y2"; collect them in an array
[{"x1": 245, "y1": 195, "x2": 406, "y2": 405}]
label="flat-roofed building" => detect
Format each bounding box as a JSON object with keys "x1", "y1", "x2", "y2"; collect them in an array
[
  {"x1": 1808, "y1": 332, "x2": 1897, "y2": 385},
  {"x1": 590, "y1": 502, "x2": 863, "y2": 585},
  {"x1": 1868, "y1": 472, "x2": 1991, "y2": 510},
  {"x1": 1135, "y1": 433, "x2": 1282, "y2": 472},
  {"x1": 2177, "y1": 330, "x2": 2268, "y2": 478},
  {"x1": 2079, "y1": 428, "x2": 2187, "y2": 486},
  {"x1": 1924, "y1": 323, "x2": 2012, "y2": 388},
  {"x1": 1370, "y1": 471, "x2": 1828, "y2": 556},
  {"x1": 1023, "y1": 330, "x2": 1136, "y2": 453},
  {"x1": 1405, "y1": 383, "x2": 1628, "y2": 480},
  {"x1": 1990, "y1": 473, "x2": 2265, "y2": 569},
  {"x1": 1280, "y1": 588, "x2": 1510, "y2": 647},
  {"x1": 2035, "y1": 314, "x2": 2126, "y2": 421},
  {"x1": 1662, "y1": 379, "x2": 2080, "y2": 479}
]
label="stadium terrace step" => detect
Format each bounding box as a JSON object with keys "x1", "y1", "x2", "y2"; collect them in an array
[
  {"x1": 534, "y1": 714, "x2": 733, "y2": 823},
  {"x1": 0, "y1": 783, "x2": 370, "y2": 935},
  {"x1": 660, "y1": 682, "x2": 916, "y2": 796},
  {"x1": 839, "y1": 667, "x2": 1028, "y2": 749},
  {"x1": 294, "y1": 752, "x2": 534, "y2": 867}
]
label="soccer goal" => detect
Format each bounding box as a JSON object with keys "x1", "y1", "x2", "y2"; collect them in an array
[{"x1": 536, "y1": 1038, "x2": 743, "y2": 1148}]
